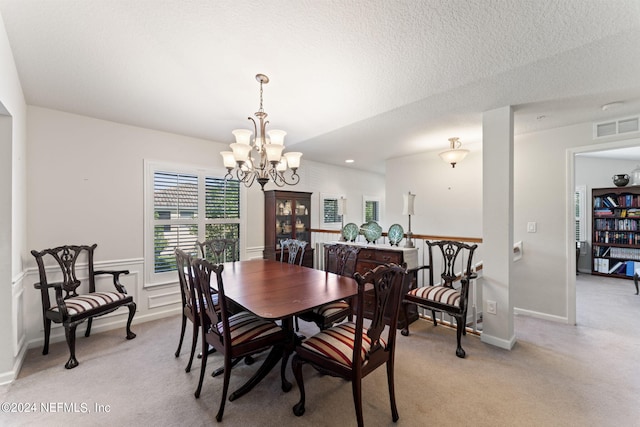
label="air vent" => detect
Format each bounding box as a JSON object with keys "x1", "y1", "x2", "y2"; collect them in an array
[{"x1": 594, "y1": 116, "x2": 639, "y2": 138}]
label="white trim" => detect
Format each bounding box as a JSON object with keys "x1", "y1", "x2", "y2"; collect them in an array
[
  {"x1": 362, "y1": 194, "x2": 381, "y2": 223},
  {"x1": 319, "y1": 192, "x2": 343, "y2": 229},
  {"x1": 480, "y1": 331, "x2": 516, "y2": 350},
  {"x1": 513, "y1": 307, "x2": 568, "y2": 323}
]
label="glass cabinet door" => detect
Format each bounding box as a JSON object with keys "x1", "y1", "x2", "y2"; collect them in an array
[
  {"x1": 293, "y1": 199, "x2": 310, "y2": 243},
  {"x1": 275, "y1": 198, "x2": 293, "y2": 247}
]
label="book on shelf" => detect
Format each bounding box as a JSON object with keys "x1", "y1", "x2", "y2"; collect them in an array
[{"x1": 608, "y1": 261, "x2": 626, "y2": 274}]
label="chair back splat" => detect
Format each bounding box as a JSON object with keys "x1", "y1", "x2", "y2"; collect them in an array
[
  {"x1": 402, "y1": 240, "x2": 478, "y2": 358},
  {"x1": 196, "y1": 238, "x2": 239, "y2": 264},
  {"x1": 291, "y1": 263, "x2": 407, "y2": 427},
  {"x1": 280, "y1": 238, "x2": 308, "y2": 266}
]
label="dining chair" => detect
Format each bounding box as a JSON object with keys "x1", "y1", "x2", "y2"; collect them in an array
[
  {"x1": 280, "y1": 238, "x2": 308, "y2": 331},
  {"x1": 196, "y1": 238, "x2": 239, "y2": 263},
  {"x1": 191, "y1": 258, "x2": 290, "y2": 422},
  {"x1": 297, "y1": 244, "x2": 360, "y2": 330},
  {"x1": 291, "y1": 263, "x2": 407, "y2": 427},
  {"x1": 401, "y1": 240, "x2": 478, "y2": 358},
  {"x1": 174, "y1": 248, "x2": 212, "y2": 372},
  {"x1": 280, "y1": 238, "x2": 307, "y2": 266}
]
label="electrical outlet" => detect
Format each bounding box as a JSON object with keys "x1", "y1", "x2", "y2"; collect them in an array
[{"x1": 487, "y1": 300, "x2": 497, "y2": 315}]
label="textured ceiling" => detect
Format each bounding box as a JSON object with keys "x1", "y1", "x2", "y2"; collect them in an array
[{"x1": 1, "y1": 0, "x2": 640, "y2": 173}]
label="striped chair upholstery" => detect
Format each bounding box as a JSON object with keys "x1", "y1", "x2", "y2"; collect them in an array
[
  {"x1": 300, "y1": 322, "x2": 387, "y2": 368},
  {"x1": 216, "y1": 311, "x2": 283, "y2": 346},
  {"x1": 406, "y1": 285, "x2": 461, "y2": 307},
  {"x1": 310, "y1": 300, "x2": 350, "y2": 317},
  {"x1": 49, "y1": 291, "x2": 129, "y2": 315}
]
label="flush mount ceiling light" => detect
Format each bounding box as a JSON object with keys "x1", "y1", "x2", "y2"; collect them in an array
[
  {"x1": 439, "y1": 137, "x2": 469, "y2": 168},
  {"x1": 601, "y1": 101, "x2": 624, "y2": 111},
  {"x1": 220, "y1": 73, "x2": 302, "y2": 190}
]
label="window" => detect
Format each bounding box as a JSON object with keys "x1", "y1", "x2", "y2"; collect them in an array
[
  {"x1": 146, "y1": 162, "x2": 241, "y2": 285},
  {"x1": 363, "y1": 196, "x2": 380, "y2": 223},
  {"x1": 575, "y1": 185, "x2": 586, "y2": 242},
  {"x1": 320, "y1": 193, "x2": 343, "y2": 228}
]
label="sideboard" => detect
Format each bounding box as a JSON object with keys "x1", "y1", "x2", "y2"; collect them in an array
[{"x1": 326, "y1": 242, "x2": 420, "y2": 329}]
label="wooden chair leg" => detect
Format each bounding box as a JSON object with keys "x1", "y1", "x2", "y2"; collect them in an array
[
  {"x1": 175, "y1": 314, "x2": 187, "y2": 357},
  {"x1": 401, "y1": 302, "x2": 410, "y2": 336},
  {"x1": 85, "y1": 318, "x2": 93, "y2": 337},
  {"x1": 42, "y1": 318, "x2": 51, "y2": 355},
  {"x1": 216, "y1": 355, "x2": 232, "y2": 422},
  {"x1": 186, "y1": 321, "x2": 198, "y2": 373},
  {"x1": 125, "y1": 302, "x2": 136, "y2": 340},
  {"x1": 455, "y1": 316, "x2": 466, "y2": 358},
  {"x1": 64, "y1": 325, "x2": 79, "y2": 369},
  {"x1": 431, "y1": 310, "x2": 438, "y2": 326},
  {"x1": 352, "y1": 377, "x2": 364, "y2": 427},
  {"x1": 387, "y1": 358, "x2": 399, "y2": 422},
  {"x1": 292, "y1": 355, "x2": 306, "y2": 417},
  {"x1": 194, "y1": 334, "x2": 209, "y2": 398}
]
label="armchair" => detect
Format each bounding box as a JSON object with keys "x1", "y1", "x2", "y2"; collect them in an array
[
  {"x1": 401, "y1": 240, "x2": 478, "y2": 358},
  {"x1": 31, "y1": 244, "x2": 136, "y2": 369}
]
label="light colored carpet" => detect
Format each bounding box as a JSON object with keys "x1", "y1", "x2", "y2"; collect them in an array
[{"x1": 1, "y1": 273, "x2": 638, "y2": 427}]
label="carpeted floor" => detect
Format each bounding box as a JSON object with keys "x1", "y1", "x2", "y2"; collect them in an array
[{"x1": 1, "y1": 273, "x2": 638, "y2": 427}]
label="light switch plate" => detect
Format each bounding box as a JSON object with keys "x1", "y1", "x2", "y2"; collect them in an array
[{"x1": 527, "y1": 222, "x2": 537, "y2": 233}]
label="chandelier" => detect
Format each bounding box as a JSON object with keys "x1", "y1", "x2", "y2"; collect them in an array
[
  {"x1": 220, "y1": 74, "x2": 302, "y2": 190},
  {"x1": 439, "y1": 137, "x2": 468, "y2": 168}
]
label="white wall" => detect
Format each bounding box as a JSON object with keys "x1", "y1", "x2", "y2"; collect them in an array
[
  {"x1": 0, "y1": 12, "x2": 28, "y2": 383},
  {"x1": 23, "y1": 106, "x2": 384, "y2": 361},
  {"x1": 385, "y1": 144, "x2": 483, "y2": 237}
]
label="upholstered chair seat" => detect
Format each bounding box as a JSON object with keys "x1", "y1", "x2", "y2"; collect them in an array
[
  {"x1": 215, "y1": 311, "x2": 283, "y2": 346},
  {"x1": 48, "y1": 291, "x2": 129, "y2": 316},
  {"x1": 406, "y1": 285, "x2": 461, "y2": 307},
  {"x1": 299, "y1": 322, "x2": 387, "y2": 368},
  {"x1": 309, "y1": 300, "x2": 350, "y2": 318}
]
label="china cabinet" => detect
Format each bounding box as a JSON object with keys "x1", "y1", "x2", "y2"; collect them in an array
[{"x1": 264, "y1": 190, "x2": 314, "y2": 267}]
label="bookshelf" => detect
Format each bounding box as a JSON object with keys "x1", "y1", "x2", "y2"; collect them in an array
[{"x1": 592, "y1": 186, "x2": 640, "y2": 279}]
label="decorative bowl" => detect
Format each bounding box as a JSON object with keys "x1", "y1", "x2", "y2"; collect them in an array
[
  {"x1": 360, "y1": 221, "x2": 382, "y2": 243},
  {"x1": 613, "y1": 174, "x2": 629, "y2": 187},
  {"x1": 388, "y1": 224, "x2": 404, "y2": 246},
  {"x1": 342, "y1": 223, "x2": 359, "y2": 242}
]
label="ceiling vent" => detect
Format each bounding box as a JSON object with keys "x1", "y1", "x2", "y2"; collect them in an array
[{"x1": 594, "y1": 116, "x2": 639, "y2": 139}]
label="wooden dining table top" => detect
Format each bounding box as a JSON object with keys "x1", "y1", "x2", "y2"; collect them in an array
[{"x1": 217, "y1": 258, "x2": 359, "y2": 320}]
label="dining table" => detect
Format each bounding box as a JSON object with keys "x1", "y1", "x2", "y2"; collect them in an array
[{"x1": 213, "y1": 258, "x2": 360, "y2": 401}]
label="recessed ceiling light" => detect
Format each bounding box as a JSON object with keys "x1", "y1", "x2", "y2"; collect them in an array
[
  {"x1": 345, "y1": 159, "x2": 354, "y2": 163},
  {"x1": 601, "y1": 101, "x2": 624, "y2": 111}
]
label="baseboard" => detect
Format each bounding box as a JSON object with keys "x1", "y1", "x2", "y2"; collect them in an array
[
  {"x1": 480, "y1": 332, "x2": 516, "y2": 350},
  {"x1": 514, "y1": 307, "x2": 569, "y2": 324},
  {"x1": 0, "y1": 342, "x2": 28, "y2": 385}
]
